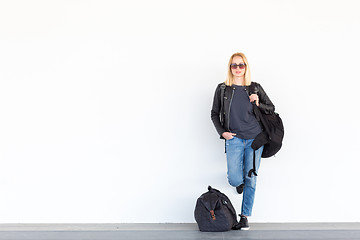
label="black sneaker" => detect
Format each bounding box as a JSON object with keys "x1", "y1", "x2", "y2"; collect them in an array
[
  {"x1": 233, "y1": 215, "x2": 250, "y2": 230},
  {"x1": 236, "y1": 184, "x2": 245, "y2": 194}
]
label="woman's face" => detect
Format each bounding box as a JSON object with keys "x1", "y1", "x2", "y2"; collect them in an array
[{"x1": 230, "y1": 56, "x2": 246, "y2": 78}]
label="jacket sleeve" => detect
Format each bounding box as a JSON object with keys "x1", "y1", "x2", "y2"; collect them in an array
[
  {"x1": 257, "y1": 83, "x2": 275, "y2": 114},
  {"x1": 211, "y1": 84, "x2": 226, "y2": 137}
]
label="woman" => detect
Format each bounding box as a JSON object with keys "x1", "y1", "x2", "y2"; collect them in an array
[{"x1": 211, "y1": 52, "x2": 274, "y2": 230}]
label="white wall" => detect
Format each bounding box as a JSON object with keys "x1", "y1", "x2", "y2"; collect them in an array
[{"x1": 0, "y1": 0, "x2": 360, "y2": 223}]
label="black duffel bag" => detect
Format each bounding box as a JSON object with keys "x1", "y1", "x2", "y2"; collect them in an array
[{"x1": 194, "y1": 186, "x2": 238, "y2": 232}]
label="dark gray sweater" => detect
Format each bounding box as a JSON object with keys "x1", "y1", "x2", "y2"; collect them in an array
[{"x1": 229, "y1": 85, "x2": 262, "y2": 139}]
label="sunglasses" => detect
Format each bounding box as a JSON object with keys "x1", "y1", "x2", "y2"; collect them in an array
[{"x1": 230, "y1": 63, "x2": 246, "y2": 69}]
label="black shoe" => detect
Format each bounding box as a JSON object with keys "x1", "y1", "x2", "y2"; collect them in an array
[
  {"x1": 233, "y1": 215, "x2": 250, "y2": 230},
  {"x1": 236, "y1": 184, "x2": 245, "y2": 194}
]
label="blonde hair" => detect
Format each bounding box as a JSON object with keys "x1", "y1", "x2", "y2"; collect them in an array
[{"x1": 225, "y1": 52, "x2": 251, "y2": 86}]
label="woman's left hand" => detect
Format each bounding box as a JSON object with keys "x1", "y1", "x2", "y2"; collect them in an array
[{"x1": 249, "y1": 94, "x2": 259, "y2": 106}]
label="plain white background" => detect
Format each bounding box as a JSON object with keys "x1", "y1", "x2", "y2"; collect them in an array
[{"x1": 0, "y1": 0, "x2": 360, "y2": 223}]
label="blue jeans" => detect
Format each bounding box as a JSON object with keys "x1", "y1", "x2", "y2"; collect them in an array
[{"x1": 225, "y1": 137, "x2": 263, "y2": 216}]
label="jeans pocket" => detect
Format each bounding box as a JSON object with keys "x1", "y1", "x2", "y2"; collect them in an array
[{"x1": 226, "y1": 137, "x2": 235, "y2": 146}]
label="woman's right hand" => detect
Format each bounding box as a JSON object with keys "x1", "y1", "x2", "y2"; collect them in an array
[{"x1": 222, "y1": 132, "x2": 236, "y2": 140}]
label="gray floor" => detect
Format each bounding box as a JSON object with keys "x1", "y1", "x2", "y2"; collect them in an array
[{"x1": 0, "y1": 223, "x2": 360, "y2": 240}]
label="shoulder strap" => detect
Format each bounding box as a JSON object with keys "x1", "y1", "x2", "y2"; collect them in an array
[
  {"x1": 220, "y1": 83, "x2": 226, "y2": 119},
  {"x1": 249, "y1": 82, "x2": 256, "y2": 94}
]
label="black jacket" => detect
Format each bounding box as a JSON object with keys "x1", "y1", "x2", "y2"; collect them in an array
[{"x1": 211, "y1": 82, "x2": 275, "y2": 139}]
